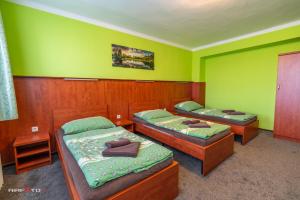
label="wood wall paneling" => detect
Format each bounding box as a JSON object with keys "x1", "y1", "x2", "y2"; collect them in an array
[
  {"x1": 192, "y1": 82, "x2": 206, "y2": 106},
  {"x1": 105, "y1": 80, "x2": 133, "y2": 120},
  {"x1": 0, "y1": 77, "x2": 202, "y2": 165}
]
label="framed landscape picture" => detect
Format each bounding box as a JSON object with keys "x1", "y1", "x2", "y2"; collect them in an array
[{"x1": 112, "y1": 44, "x2": 154, "y2": 70}]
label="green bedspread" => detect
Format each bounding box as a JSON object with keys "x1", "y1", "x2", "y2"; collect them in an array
[
  {"x1": 63, "y1": 127, "x2": 173, "y2": 188},
  {"x1": 146, "y1": 116, "x2": 230, "y2": 139},
  {"x1": 192, "y1": 108, "x2": 256, "y2": 122}
]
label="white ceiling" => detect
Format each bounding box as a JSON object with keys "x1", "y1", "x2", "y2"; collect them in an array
[{"x1": 8, "y1": 0, "x2": 300, "y2": 50}]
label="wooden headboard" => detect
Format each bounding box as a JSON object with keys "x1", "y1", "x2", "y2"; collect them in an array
[
  {"x1": 52, "y1": 106, "x2": 109, "y2": 133},
  {"x1": 128, "y1": 101, "x2": 161, "y2": 119},
  {"x1": 170, "y1": 97, "x2": 192, "y2": 111}
]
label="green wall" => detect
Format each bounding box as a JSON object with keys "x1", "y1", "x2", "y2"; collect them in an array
[
  {"x1": 204, "y1": 39, "x2": 300, "y2": 130},
  {"x1": 192, "y1": 27, "x2": 300, "y2": 130},
  {"x1": 192, "y1": 25, "x2": 300, "y2": 82},
  {"x1": 0, "y1": 2, "x2": 192, "y2": 81},
  {"x1": 2, "y1": 1, "x2": 300, "y2": 130}
]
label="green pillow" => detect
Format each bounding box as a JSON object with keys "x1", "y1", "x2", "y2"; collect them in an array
[
  {"x1": 62, "y1": 116, "x2": 116, "y2": 134},
  {"x1": 135, "y1": 109, "x2": 173, "y2": 120},
  {"x1": 175, "y1": 101, "x2": 203, "y2": 112}
]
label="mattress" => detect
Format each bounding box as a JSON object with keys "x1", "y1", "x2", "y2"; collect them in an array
[
  {"x1": 57, "y1": 129, "x2": 173, "y2": 200},
  {"x1": 175, "y1": 108, "x2": 257, "y2": 126},
  {"x1": 133, "y1": 117, "x2": 230, "y2": 146}
]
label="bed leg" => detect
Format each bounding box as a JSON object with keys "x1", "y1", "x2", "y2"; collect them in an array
[
  {"x1": 241, "y1": 121, "x2": 259, "y2": 145},
  {"x1": 202, "y1": 133, "x2": 234, "y2": 176},
  {"x1": 242, "y1": 131, "x2": 258, "y2": 145}
]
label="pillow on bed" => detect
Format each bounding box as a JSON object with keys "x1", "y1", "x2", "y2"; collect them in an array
[
  {"x1": 134, "y1": 109, "x2": 173, "y2": 120},
  {"x1": 175, "y1": 101, "x2": 203, "y2": 111},
  {"x1": 62, "y1": 116, "x2": 116, "y2": 134}
]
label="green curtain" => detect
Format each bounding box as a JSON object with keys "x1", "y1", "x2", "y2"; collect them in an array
[{"x1": 0, "y1": 11, "x2": 18, "y2": 121}]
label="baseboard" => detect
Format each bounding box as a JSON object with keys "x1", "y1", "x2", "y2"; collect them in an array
[{"x1": 274, "y1": 134, "x2": 300, "y2": 143}]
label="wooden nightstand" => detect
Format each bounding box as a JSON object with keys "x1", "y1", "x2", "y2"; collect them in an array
[
  {"x1": 114, "y1": 119, "x2": 134, "y2": 132},
  {"x1": 13, "y1": 133, "x2": 51, "y2": 174}
]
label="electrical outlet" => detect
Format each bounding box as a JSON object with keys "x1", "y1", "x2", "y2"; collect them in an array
[
  {"x1": 32, "y1": 126, "x2": 39, "y2": 133},
  {"x1": 116, "y1": 114, "x2": 121, "y2": 119}
]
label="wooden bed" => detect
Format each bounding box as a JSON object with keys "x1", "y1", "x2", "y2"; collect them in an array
[
  {"x1": 171, "y1": 98, "x2": 259, "y2": 145},
  {"x1": 53, "y1": 106, "x2": 179, "y2": 200},
  {"x1": 129, "y1": 102, "x2": 234, "y2": 176}
]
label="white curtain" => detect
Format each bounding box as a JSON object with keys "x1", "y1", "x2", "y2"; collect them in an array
[{"x1": 0, "y1": 11, "x2": 18, "y2": 121}]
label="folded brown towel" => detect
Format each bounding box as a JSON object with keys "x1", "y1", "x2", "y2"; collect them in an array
[
  {"x1": 222, "y1": 110, "x2": 235, "y2": 113},
  {"x1": 182, "y1": 120, "x2": 200, "y2": 125},
  {"x1": 188, "y1": 122, "x2": 211, "y2": 128},
  {"x1": 105, "y1": 138, "x2": 131, "y2": 148},
  {"x1": 227, "y1": 111, "x2": 245, "y2": 115},
  {"x1": 102, "y1": 142, "x2": 141, "y2": 157}
]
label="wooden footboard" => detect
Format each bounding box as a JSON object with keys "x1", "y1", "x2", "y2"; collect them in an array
[
  {"x1": 202, "y1": 133, "x2": 234, "y2": 175},
  {"x1": 109, "y1": 162, "x2": 178, "y2": 200},
  {"x1": 135, "y1": 122, "x2": 234, "y2": 176},
  {"x1": 55, "y1": 132, "x2": 179, "y2": 200},
  {"x1": 231, "y1": 120, "x2": 259, "y2": 145}
]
